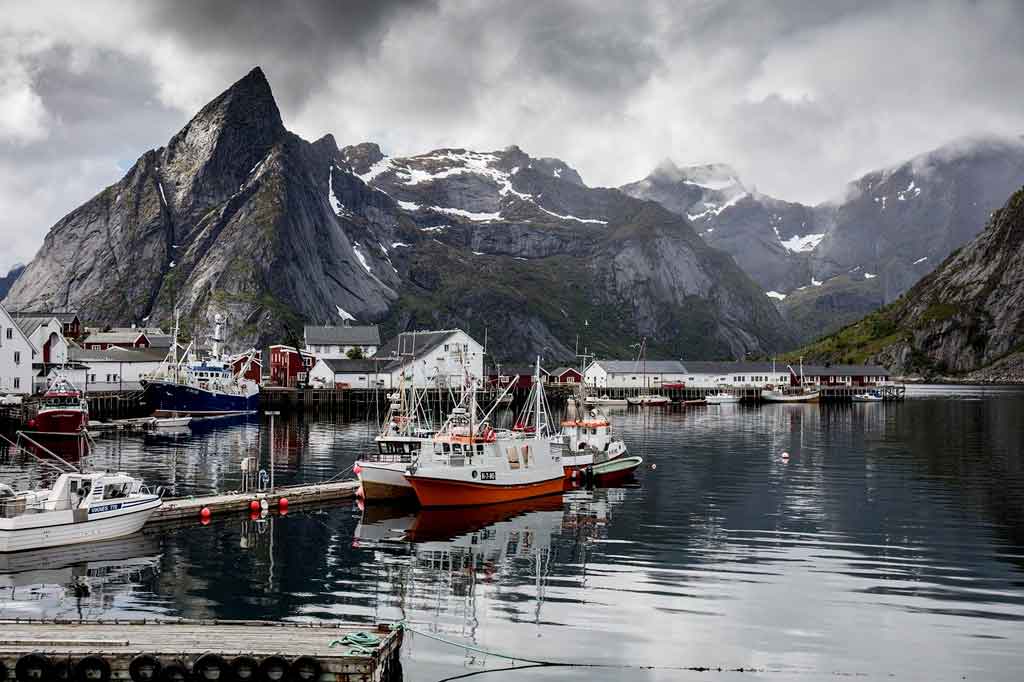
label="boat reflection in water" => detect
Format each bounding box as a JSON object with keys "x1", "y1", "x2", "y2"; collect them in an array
[
  {"x1": 353, "y1": 485, "x2": 628, "y2": 662},
  {"x1": 0, "y1": 533, "x2": 162, "y2": 619}
]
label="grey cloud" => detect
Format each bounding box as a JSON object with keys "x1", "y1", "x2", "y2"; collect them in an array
[{"x1": 2, "y1": 0, "x2": 1024, "y2": 271}]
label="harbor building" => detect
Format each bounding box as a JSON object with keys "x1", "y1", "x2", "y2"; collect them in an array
[
  {"x1": 69, "y1": 347, "x2": 167, "y2": 392},
  {"x1": 679, "y1": 361, "x2": 793, "y2": 388},
  {"x1": 584, "y1": 360, "x2": 688, "y2": 389},
  {"x1": 11, "y1": 313, "x2": 68, "y2": 364},
  {"x1": 303, "y1": 324, "x2": 381, "y2": 359},
  {"x1": 0, "y1": 303, "x2": 35, "y2": 395},
  {"x1": 309, "y1": 358, "x2": 391, "y2": 389}
]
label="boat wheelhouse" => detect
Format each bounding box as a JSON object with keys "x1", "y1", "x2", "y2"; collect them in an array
[
  {"x1": 0, "y1": 472, "x2": 162, "y2": 552},
  {"x1": 554, "y1": 406, "x2": 628, "y2": 474}
]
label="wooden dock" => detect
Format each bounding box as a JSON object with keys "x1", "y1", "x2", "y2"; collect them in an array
[
  {"x1": 0, "y1": 619, "x2": 402, "y2": 682},
  {"x1": 152, "y1": 480, "x2": 360, "y2": 523}
]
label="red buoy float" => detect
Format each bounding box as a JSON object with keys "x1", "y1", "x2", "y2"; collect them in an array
[
  {"x1": 353, "y1": 464, "x2": 362, "y2": 476},
  {"x1": 278, "y1": 498, "x2": 288, "y2": 514},
  {"x1": 200, "y1": 507, "x2": 211, "y2": 519},
  {"x1": 249, "y1": 500, "x2": 260, "y2": 512}
]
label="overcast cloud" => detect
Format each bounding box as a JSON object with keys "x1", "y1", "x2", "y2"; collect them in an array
[{"x1": 2, "y1": 0, "x2": 1023, "y2": 271}]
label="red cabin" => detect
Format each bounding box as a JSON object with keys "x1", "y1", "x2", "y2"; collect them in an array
[
  {"x1": 269, "y1": 345, "x2": 316, "y2": 387},
  {"x1": 230, "y1": 350, "x2": 263, "y2": 385}
]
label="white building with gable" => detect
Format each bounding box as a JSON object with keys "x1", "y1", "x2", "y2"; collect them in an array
[{"x1": 0, "y1": 303, "x2": 36, "y2": 395}]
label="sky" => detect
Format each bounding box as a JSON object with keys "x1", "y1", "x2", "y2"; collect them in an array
[{"x1": 2, "y1": 0, "x2": 1024, "y2": 272}]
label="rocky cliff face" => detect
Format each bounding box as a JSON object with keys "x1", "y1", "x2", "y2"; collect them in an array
[
  {"x1": 797, "y1": 186, "x2": 1024, "y2": 376},
  {"x1": 624, "y1": 137, "x2": 1024, "y2": 344},
  {"x1": 4, "y1": 67, "x2": 792, "y2": 361}
]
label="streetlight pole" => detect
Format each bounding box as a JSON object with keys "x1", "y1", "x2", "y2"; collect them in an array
[{"x1": 266, "y1": 410, "x2": 280, "y2": 492}]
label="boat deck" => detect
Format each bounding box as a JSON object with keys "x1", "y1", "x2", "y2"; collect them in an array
[{"x1": 0, "y1": 619, "x2": 402, "y2": 682}]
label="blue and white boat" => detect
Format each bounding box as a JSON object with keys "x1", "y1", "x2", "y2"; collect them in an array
[{"x1": 142, "y1": 314, "x2": 260, "y2": 417}]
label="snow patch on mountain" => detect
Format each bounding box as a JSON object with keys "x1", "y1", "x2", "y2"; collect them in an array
[
  {"x1": 780, "y1": 232, "x2": 825, "y2": 253},
  {"x1": 765, "y1": 291, "x2": 787, "y2": 300}
]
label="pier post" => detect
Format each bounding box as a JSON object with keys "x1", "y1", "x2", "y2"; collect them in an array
[{"x1": 266, "y1": 410, "x2": 280, "y2": 493}]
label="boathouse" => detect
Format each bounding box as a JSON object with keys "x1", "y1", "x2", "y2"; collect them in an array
[
  {"x1": 584, "y1": 360, "x2": 688, "y2": 389},
  {"x1": 0, "y1": 303, "x2": 35, "y2": 395},
  {"x1": 801, "y1": 364, "x2": 891, "y2": 386},
  {"x1": 549, "y1": 366, "x2": 584, "y2": 384},
  {"x1": 69, "y1": 347, "x2": 166, "y2": 392},
  {"x1": 679, "y1": 361, "x2": 793, "y2": 388},
  {"x1": 309, "y1": 358, "x2": 391, "y2": 389},
  {"x1": 269, "y1": 345, "x2": 317, "y2": 387},
  {"x1": 303, "y1": 324, "x2": 380, "y2": 359},
  {"x1": 81, "y1": 329, "x2": 152, "y2": 350}
]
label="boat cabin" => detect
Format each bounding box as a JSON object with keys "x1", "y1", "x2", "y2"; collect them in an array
[
  {"x1": 560, "y1": 414, "x2": 615, "y2": 452},
  {"x1": 44, "y1": 472, "x2": 142, "y2": 512}
]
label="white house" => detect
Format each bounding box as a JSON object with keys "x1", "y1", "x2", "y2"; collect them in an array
[
  {"x1": 376, "y1": 329, "x2": 485, "y2": 388},
  {"x1": 309, "y1": 358, "x2": 393, "y2": 389},
  {"x1": 304, "y1": 325, "x2": 380, "y2": 359},
  {"x1": 0, "y1": 303, "x2": 35, "y2": 395},
  {"x1": 12, "y1": 314, "x2": 68, "y2": 365},
  {"x1": 69, "y1": 347, "x2": 167, "y2": 393},
  {"x1": 584, "y1": 360, "x2": 688, "y2": 389}
]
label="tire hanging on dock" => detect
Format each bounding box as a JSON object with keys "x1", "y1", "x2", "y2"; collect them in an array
[
  {"x1": 158, "y1": 662, "x2": 189, "y2": 682},
  {"x1": 258, "y1": 656, "x2": 290, "y2": 682},
  {"x1": 192, "y1": 655, "x2": 229, "y2": 682},
  {"x1": 128, "y1": 655, "x2": 162, "y2": 682},
  {"x1": 15, "y1": 653, "x2": 52, "y2": 682},
  {"x1": 74, "y1": 655, "x2": 111, "y2": 682},
  {"x1": 229, "y1": 657, "x2": 259, "y2": 682},
  {"x1": 289, "y1": 657, "x2": 320, "y2": 682},
  {"x1": 52, "y1": 658, "x2": 72, "y2": 682}
]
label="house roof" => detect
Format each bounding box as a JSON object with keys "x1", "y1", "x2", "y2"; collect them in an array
[
  {"x1": 551, "y1": 366, "x2": 582, "y2": 376},
  {"x1": 104, "y1": 327, "x2": 171, "y2": 348},
  {"x1": 304, "y1": 325, "x2": 381, "y2": 346},
  {"x1": 12, "y1": 315, "x2": 55, "y2": 337},
  {"x1": 12, "y1": 311, "x2": 78, "y2": 324},
  {"x1": 591, "y1": 359, "x2": 687, "y2": 374},
  {"x1": 489, "y1": 364, "x2": 550, "y2": 376},
  {"x1": 376, "y1": 330, "x2": 461, "y2": 361},
  {"x1": 82, "y1": 330, "x2": 149, "y2": 345},
  {"x1": 69, "y1": 347, "x2": 167, "y2": 363},
  {"x1": 317, "y1": 358, "x2": 385, "y2": 373}
]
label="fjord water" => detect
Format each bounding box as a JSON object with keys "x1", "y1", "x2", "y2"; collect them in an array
[{"x1": 2, "y1": 387, "x2": 1024, "y2": 681}]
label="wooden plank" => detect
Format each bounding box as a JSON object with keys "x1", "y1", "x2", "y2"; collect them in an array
[{"x1": 151, "y1": 480, "x2": 359, "y2": 523}]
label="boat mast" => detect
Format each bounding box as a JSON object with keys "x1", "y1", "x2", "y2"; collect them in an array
[{"x1": 534, "y1": 356, "x2": 542, "y2": 433}]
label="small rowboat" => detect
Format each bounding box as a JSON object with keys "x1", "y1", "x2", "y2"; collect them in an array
[
  {"x1": 587, "y1": 455, "x2": 643, "y2": 483},
  {"x1": 154, "y1": 416, "x2": 192, "y2": 428}
]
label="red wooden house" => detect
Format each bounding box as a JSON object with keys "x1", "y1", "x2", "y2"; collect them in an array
[
  {"x1": 269, "y1": 345, "x2": 316, "y2": 387},
  {"x1": 549, "y1": 366, "x2": 584, "y2": 384},
  {"x1": 230, "y1": 350, "x2": 263, "y2": 385}
]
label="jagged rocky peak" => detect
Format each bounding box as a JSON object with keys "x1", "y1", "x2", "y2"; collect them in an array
[{"x1": 341, "y1": 142, "x2": 385, "y2": 175}]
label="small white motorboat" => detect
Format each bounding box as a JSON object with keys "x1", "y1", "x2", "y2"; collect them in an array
[
  {"x1": 706, "y1": 390, "x2": 741, "y2": 405},
  {"x1": 153, "y1": 416, "x2": 192, "y2": 428},
  {"x1": 626, "y1": 394, "x2": 671, "y2": 406},
  {"x1": 852, "y1": 390, "x2": 883, "y2": 403},
  {"x1": 0, "y1": 472, "x2": 163, "y2": 553},
  {"x1": 762, "y1": 387, "x2": 821, "y2": 403},
  {"x1": 585, "y1": 394, "x2": 629, "y2": 406}
]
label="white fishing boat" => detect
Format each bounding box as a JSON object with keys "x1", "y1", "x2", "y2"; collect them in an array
[
  {"x1": 706, "y1": 390, "x2": 741, "y2": 405},
  {"x1": 762, "y1": 357, "x2": 820, "y2": 403},
  {"x1": 584, "y1": 394, "x2": 629, "y2": 406},
  {"x1": 554, "y1": 399, "x2": 628, "y2": 475},
  {"x1": 356, "y1": 383, "x2": 439, "y2": 501},
  {"x1": 626, "y1": 394, "x2": 671, "y2": 406},
  {"x1": 153, "y1": 416, "x2": 192, "y2": 428},
  {"x1": 0, "y1": 472, "x2": 162, "y2": 553},
  {"x1": 405, "y1": 359, "x2": 564, "y2": 507},
  {"x1": 852, "y1": 390, "x2": 883, "y2": 403}
]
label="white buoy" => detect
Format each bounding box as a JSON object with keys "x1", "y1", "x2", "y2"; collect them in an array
[
  {"x1": 651, "y1": 463, "x2": 657, "y2": 470},
  {"x1": 781, "y1": 451, "x2": 790, "y2": 461}
]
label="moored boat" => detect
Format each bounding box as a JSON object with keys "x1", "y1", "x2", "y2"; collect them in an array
[
  {"x1": 27, "y1": 375, "x2": 89, "y2": 436},
  {"x1": 584, "y1": 394, "x2": 629, "y2": 406},
  {"x1": 626, "y1": 394, "x2": 671, "y2": 406},
  {"x1": 706, "y1": 389, "x2": 741, "y2": 405},
  {"x1": 0, "y1": 472, "x2": 162, "y2": 552},
  {"x1": 554, "y1": 398, "x2": 628, "y2": 476},
  {"x1": 587, "y1": 455, "x2": 643, "y2": 483},
  {"x1": 404, "y1": 359, "x2": 564, "y2": 507},
  {"x1": 852, "y1": 390, "x2": 883, "y2": 402}
]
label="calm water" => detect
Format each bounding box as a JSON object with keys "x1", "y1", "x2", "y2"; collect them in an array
[{"x1": 2, "y1": 386, "x2": 1024, "y2": 681}]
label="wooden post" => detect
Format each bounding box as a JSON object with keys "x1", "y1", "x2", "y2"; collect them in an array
[{"x1": 266, "y1": 410, "x2": 280, "y2": 492}]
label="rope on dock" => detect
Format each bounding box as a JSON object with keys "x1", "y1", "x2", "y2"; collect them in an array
[{"x1": 328, "y1": 631, "x2": 382, "y2": 656}]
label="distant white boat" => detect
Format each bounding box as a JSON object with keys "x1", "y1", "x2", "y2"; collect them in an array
[
  {"x1": 852, "y1": 390, "x2": 883, "y2": 403},
  {"x1": 154, "y1": 416, "x2": 192, "y2": 428},
  {"x1": 0, "y1": 472, "x2": 162, "y2": 553},
  {"x1": 706, "y1": 390, "x2": 741, "y2": 405},
  {"x1": 761, "y1": 387, "x2": 820, "y2": 403},
  {"x1": 585, "y1": 394, "x2": 629, "y2": 406},
  {"x1": 626, "y1": 394, "x2": 671, "y2": 406}
]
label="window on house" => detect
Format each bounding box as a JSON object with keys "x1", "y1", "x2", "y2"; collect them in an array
[
  {"x1": 13, "y1": 351, "x2": 20, "y2": 365},
  {"x1": 443, "y1": 344, "x2": 449, "y2": 351},
  {"x1": 89, "y1": 374, "x2": 96, "y2": 383},
  {"x1": 5, "y1": 328, "x2": 10, "y2": 339},
  {"x1": 13, "y1": 378, "x2": 20, "y2": 389}
]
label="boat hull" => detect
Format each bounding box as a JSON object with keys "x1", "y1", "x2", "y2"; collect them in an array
[
  {"x1": 0, "y1": 497, "x2": 162, "y2": 553},
  {"x1": 143, "y1": 380, "x2": 259, "y2": 416},
  {"x1": 31, "y1": 408, "x2": 88, "y2": 435},
  {"x1": 405, "y1": 474, "x2": 565, "y2": 507},
  {"x1": 762, "y1": 391, "x2": 820, "y2": 403},
  {"x1": 589, "y1": 455, "x2": 643, "y2": 484},
  {"x1": 357, "y1": 462, "x2": 416, "y2": 500}
]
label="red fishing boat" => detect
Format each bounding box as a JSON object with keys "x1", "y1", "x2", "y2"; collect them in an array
[{"x1": 28, "y1": 376, "x2": 89, "y2": 436}]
